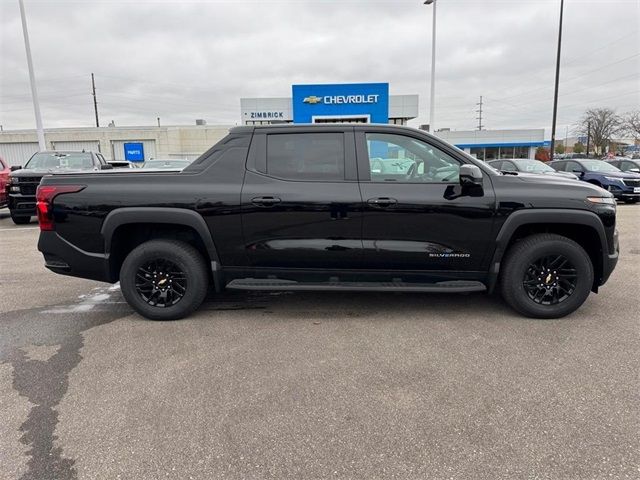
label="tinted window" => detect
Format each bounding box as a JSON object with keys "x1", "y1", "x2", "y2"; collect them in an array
[
  {"x1": 565, "y1": 161, "x2": 583, "y2": 172},
  {"x1": 501, "y1": 161, "x2": 517, "y2": 172},
  {"x1": 266, "y1": 133, "x2": 344, "y2": 181},
  {"x1": 366, "y1": 133, "x2": 461, "y2": 183},
  {"x1": 25, "y1": 152, "x2": 95, "y2": 170}
]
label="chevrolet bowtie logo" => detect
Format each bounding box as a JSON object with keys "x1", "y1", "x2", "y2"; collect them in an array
[{"x1": 302, "y1": 96, "x2": 323, "y2": 104}]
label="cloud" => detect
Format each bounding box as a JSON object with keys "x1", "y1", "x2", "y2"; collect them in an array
[{"x1": 1, "y1": 0, "x2": 638, "y2": 134}]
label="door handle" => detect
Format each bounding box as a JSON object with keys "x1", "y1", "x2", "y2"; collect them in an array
[
  {"x1": 367, "y1": 197, "x2": 398, "y2": 207},
  {"x1": 251, "y1": 196, "x2": 281, "y2": 207}
]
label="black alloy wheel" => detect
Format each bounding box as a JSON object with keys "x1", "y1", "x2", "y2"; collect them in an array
[
  {"x1": 523, "y1": 254, "x2": 577, "y2": 305},
  {"x1": 120, "y1": 240, "x2": 209, "y2": 320},
  {"x1": 135, "y1": 259, "x2": 187, "y2": 308},
  {"x1": 500, "y1": 233, "x2": 593, "y2": 319}
]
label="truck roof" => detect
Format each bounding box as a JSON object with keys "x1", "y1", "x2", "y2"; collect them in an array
[{"x1": 229, "y1": 123, "x2": 432, "y2": 136}]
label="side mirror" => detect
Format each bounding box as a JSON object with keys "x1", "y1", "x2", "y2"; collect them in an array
[
  {"x1": 629, "y1": 168, "x2": 640, "y2": 173},
  {"x1": 459, "y1": 164, "x2": 483, "y2": 187},
  {"x1": 100, "y1": 164, "x2": 113, "y2": 170},
  {"x1": 10, "y1": 165, "x2": 22, "y2": 171}
]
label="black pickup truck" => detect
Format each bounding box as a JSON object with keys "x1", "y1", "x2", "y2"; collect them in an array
[{"x1": 36, "y1": 124, "x2": 618, "y2": 320}]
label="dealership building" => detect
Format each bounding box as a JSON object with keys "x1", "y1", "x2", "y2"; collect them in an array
[
  {"x1": 241, "y1": 83, "x2": 419, "y2": 125},
  {"x1": 0, "y1": 83, "x2": 549, "y2": 165},
  {"x1": 436, "y1": 129, "x2": 548, "y2": 160}
]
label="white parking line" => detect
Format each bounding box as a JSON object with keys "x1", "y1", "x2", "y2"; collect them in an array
[{"x1": 0, "y1": 227, "x2": 39, "y2": 232}]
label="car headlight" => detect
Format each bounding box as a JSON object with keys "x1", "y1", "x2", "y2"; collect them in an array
[
  {"x1": 587, "y1": 196, "x2": 616, "y2": 205},
  {"x1": 604, "y1": 176, "x2": 624, "y2": 183},
  {"x1": 9, "y1": 186, "x2": 20, "y2": 193}
]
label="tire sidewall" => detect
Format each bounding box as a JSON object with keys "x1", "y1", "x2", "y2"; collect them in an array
[
  {"x1": 504, "y1": 238, "x2": 593, "y2": 319},
  {"x1": 120, "y1": 241, "x2": 207, "y2": 320}
]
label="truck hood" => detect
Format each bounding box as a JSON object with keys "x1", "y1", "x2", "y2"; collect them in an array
[{"x1": 502, "y1": 172, "x2": 612, "y2": 197}]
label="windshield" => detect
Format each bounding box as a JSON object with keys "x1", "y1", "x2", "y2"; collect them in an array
[
  {"x1": 25, "y1": 152, "x2": 94, "y2": 170},
  {"x1": 581, "y1": 160, "x2": 621, "y2": 172},
  {"x1": 514, "y1": 159, "x2": 555, "y2": 173},
  {"x1": 142, "y1": 160, "x2": 190, "y2": 169}
]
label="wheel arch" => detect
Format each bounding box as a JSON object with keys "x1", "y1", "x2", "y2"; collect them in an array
[
  {"x1": 488, "y1": 209, "x2": 607, "y2": 293},
  {"x1": 101, "y1": 207, "x2": 222, "y2": 290}
]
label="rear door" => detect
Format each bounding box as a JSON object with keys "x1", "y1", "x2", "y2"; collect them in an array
[
  {"x1": 240, "y1": 127, "x2": 363, "y2": 269},
  {"x1": 355, "y1": 127, "x2": 496, "y2": 272}
]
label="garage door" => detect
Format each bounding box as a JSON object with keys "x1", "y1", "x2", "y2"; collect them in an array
[
  {"x1": 51, "y1": 140, "x2": 100, "y2": 153},
  {"x1": 0, "y1": 142, "x2": 40, "y2": 167},
  {"x1": 111, "y1": 140, "x2": 156, "y2": 162}
]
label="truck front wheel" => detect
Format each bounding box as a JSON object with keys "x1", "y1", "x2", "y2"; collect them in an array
[
  {"x1": 120, "y1": 240, "x2": 209, "y2": 320},
  {"x1": 500, "y1": 234, "x2": 593, "y2": 319}
]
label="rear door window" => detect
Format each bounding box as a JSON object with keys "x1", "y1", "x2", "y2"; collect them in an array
[{"x1": 266, "y1": 133, "x2": 345, "y2": 181}]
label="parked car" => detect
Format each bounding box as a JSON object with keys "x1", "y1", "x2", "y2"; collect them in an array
[
  {"x1": 487, "y1": 159, "x2": 578, "y2": 179},
  {"x1": 549, "y1": 158, "x2": 640, "y2": 204},
  {"x1": 0, "y1": 156, "x2": 10, "y2": 208},
  {"x1": 7, "y1": 151, "x2": 112, "y2": 224},
  {"x1": 37, "y1": 124, "x2": 618, "y2": 321},
  {"x1": 605, "y1": 158, "x2": 640, "y2": 173},
  {"x1": 141, "y1": 159, "x2": 191, "y2": 170}
]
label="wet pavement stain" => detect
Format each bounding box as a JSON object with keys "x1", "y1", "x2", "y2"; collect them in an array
[
  {"x1": 8, "y1": 333, "x2": 83, "y2": 480},
  {"x1": 1, "y1": 288, "x2": 130, "y2": 480}
]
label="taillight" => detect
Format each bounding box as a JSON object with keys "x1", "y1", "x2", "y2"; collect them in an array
[{"x1": 36, "y1": 185, "x2": 85, "y2": 231}]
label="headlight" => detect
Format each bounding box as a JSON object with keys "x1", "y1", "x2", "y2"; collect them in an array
[
  {"x1": 604, "y1": 176, "x2": 623, "y2": 183},
  {"x1": 587, "y1": 196, "x2": 616, "y2": 205},
  {"x1": 9, "y1": 186, "x2": 20, "y2": 193}
]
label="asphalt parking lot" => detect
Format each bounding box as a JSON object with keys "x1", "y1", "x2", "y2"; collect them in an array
[{"x1": 0, "y1": 206, "x2": 638, "y2": 480}]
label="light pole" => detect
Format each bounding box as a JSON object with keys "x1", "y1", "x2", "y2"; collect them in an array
[
  {"x1": 424, "y1": 0, "x2": 437, "y2": 133},
  {"x1": 18, "y1": 0, "x2": 45, "y2": 151},
  {"x1": 549, "y1": 0, "x2": 564, "y2": 161}
]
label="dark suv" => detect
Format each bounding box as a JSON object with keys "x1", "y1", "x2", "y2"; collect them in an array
[
  {"x1": 7, "y1": 150, "x2": 112, "y2": 224},
  {"x1": 606, "y1": 158, "x2": 640, "y2": 174},
  {"x1": 549, "y1": 159, "x2": 640, "y2": 204}
]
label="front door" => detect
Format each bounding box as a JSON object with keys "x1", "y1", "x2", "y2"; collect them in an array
[
  {"x1": 241, "y1": 127, "x2": 363, "y2": 269},
  {"x1": 356, "y1": 128, "x2": 496, "y2": 273}
]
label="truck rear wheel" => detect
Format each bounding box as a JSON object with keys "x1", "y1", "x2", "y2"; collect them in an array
[
  {"x1": 120, "y1": 240, "x2": 209, "y2": 320},
  {"x1": 500, "y1": 234, "x2": 593, "y2": 319}
]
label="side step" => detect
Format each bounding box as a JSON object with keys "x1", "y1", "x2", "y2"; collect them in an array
[{"x1": 226, "y1": 279, "x2": 486, "y2": 293}]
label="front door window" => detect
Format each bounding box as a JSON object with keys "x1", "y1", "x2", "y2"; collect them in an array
[{"x1": 365, "y1": 133, "x2": 461, "y2": 183}]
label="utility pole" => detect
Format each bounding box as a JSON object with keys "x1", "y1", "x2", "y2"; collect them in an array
[
  {"x1": 91, "y1": 73, "x2": 99, "y2": 127},
  {"x1": 18, "y1": 0, "x2": 45, "y2": 151},
  {"x1": 424, "y1": 0, "x2": 437, "y2": 132},
  {"x1": 476, "y1": 95, "x2": 484, "y2": 131},
  {"x1": 157, "y1": 117, "x2": 161, "y2": 127},
  {"x1": 586, "y1": 121, "x2": 591, "y2": 157},
  {"x1": 549, "y1": 0, "x2": 564, "y2": 162}
]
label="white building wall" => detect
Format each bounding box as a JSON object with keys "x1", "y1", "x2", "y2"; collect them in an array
[
  {"x1": 435, "y1": 129, "x2": 545, "y2": 145},
  {"x1": 0, "y1": 125, "x2": 233, "y2": 163}
]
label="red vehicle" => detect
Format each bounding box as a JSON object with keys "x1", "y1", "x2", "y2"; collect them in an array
[{"x1": 0, "y1": 156, "x2": 10, "y2": 208}]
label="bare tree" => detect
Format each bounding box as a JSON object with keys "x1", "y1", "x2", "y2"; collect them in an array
[
  {"x1": 575, "y1": 108, "x2": 623, "y2": 154},
  {"x1": 622, "y1": 111, "x2": 640, "y2": 140}
]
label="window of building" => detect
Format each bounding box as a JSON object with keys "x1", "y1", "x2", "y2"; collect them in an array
[
  {"x1": 266, "y1": 133, "x2": 345, "y2": 181},
  {"x1": 470, "y1": 147, "x2": 485, "y2": 160},
  {"x1": 365, "y1": 133, "x2": 461, "y2": 183},
  {"x1": 499, "y1": 146, "x2": 515, "y2": 159},
  {"x1": 484, "y1": 147, "x2": 499, "y2": 160},
  {"x1": 513, "y1": 146, "x2": 530, "y2": 159}
]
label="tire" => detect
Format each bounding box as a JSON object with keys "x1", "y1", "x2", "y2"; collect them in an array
[
  {"x1": 120, "y1": 240, "x2": 209, "y2": 321},
  {"x1": 10, "y1": 213, "x2": 30, "y2": 225},
  {"x1": 623, "y1": 198, "x2": 639, "y2": 204},
  {"x1": 500, "y1": 234, "x2": 594, "y2": 319}
]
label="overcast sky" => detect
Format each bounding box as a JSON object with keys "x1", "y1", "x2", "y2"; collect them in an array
[{"x1": 0, "y1": 0, "x2": 638, "y2": 135}]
